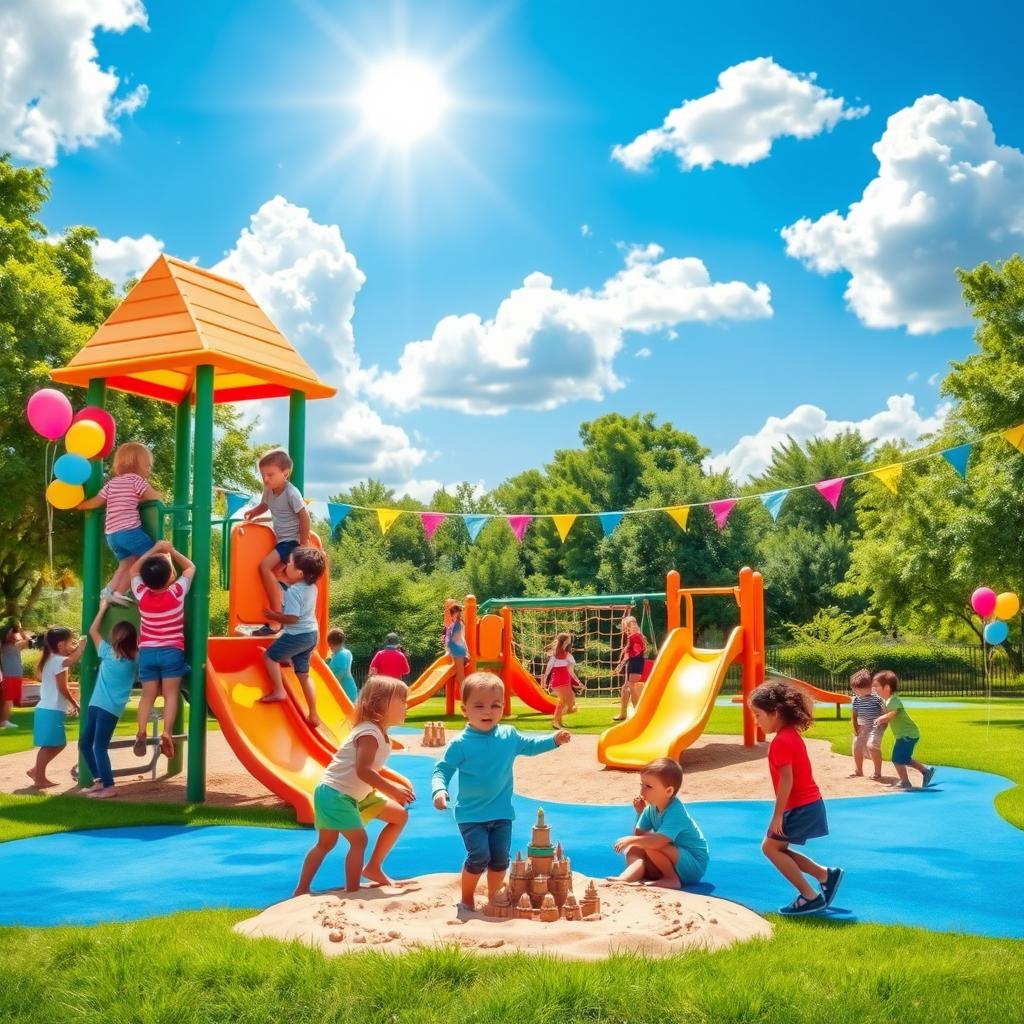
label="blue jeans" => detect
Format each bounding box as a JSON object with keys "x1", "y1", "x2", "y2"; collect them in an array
[
  {"x1": 79, "y1": 706, "x2": 119, "y2": 788},
  {"x1": 266, "y1": 630, "x2": 318, "y2": 674},
  {"x1": 457, "y1": 819, "x2": 513, "y2": 875}
]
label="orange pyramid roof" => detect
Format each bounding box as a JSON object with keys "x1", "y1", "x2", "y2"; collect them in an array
[{"x1": 51, "y1": 255, "x2": 336, "y2": 404}]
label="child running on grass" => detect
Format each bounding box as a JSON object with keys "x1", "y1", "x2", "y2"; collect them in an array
[
  {"x1": 872, "y1": 670, "x2": 935, "y2": 790},
  {"x1": 432, "y1": 672, "x2": 570, "y2": 913},
  {"x1": 540, "y1": 632, "x2": 583, "y2": 730},
  {"x1": 608, "y1": 756, "x2": 709, "y2": 888},
  {"x1": 612, "y1": 615, "x2": 646, "y2": 721},
  {"x1": 849, "y1": 667, "x2": 886, "y2": 781},
  {"x1": 749, "y1": 680, "x2": 843, "y2": 916},
  {"x1": 28, "y1": 628, "x2": 84, "y2": 788},
  {"x1": 79, "y1": 600, "x2": 138, "y2": 799},
  {"x1": 294, "y1": 676, "x2": 415, "y2": 895}
]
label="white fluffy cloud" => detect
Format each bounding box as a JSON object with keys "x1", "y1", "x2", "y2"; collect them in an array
[
  {"x1": 91, "y1": 232, "x2": 163, "y2": 285},
  {"x1": 0, "y1": 0, "x2": 148, "y2": 166},
  {"x1": 612, "y1": 57, "x2": 867, "y2": 172},
  {"x1": 705, "y1": 394, "x2": 951, "y2": 481},
  {"x1": 365, "y1": 243, "x2": 772, "y2": 415},
  {"x1": 783, "y1": 95, "x2": 1024, "y2": 334}
]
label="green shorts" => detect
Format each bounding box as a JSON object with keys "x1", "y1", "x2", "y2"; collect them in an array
[{"x1": 313, "y1": 784, "x2": 387, "y2": 831}]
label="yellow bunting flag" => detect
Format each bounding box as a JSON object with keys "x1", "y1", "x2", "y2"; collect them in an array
[
  {"x1": 872, "y1": 464, "x2": 903, "y2": 494},
  {"x1": 552, "y1": 514, "x2": 577, "y2": 542},
  {"x1": 377, "y1": 508, "x2": 402, "y2": 535},
  {"x1": 1002, "y1": 424, "x2": 1024, "y2": 452},
  {"x1": 665, "y1": 506, "x2": 690, "y2": 531}
]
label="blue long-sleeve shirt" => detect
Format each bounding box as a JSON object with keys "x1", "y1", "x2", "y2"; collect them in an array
[{"x1": 431, "y1": 724, "x2": 558, "y2": 823}]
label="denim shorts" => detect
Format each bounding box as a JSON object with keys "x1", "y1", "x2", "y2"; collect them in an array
[
  {"x1": 274, "y1": 539, "x2": 299, "y2": 564},
  {"x1": 457, "y1": 819, "x2": 513, "y2": 874},
  {"x1": 138, "y1": 646, "x2": 190, "y2": 684},
  {"x1": 447, "y1": 643, "x2": 469, "y2": 659},
  {"x1": 106, "y1": 526, "x2": 154, "y2": 561},
  {"x1": 267, "y1": 630, "x2": 318, "y2": 674},
  {"x1": 776, "y1": 798, "x2": 829, "y2": 846},
  {"x1": 626, "y1": 655, "x2": 646, "y2": 676},
  {"x1": 892, "y1": 736, "x2": 919, "y2": 765}
]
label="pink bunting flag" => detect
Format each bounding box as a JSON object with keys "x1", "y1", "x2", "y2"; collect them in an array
[
  {"x1": 709, "y1": 498, "x2": 737, "y2": 530},
  {"x1": 507, "y1": 514, "x2": 534, "y2": 542},
  {"x1": 815, "y1": 477, "x2": 846, "y2": 510},
  {"x1": 420, "y1": 512, "x2": 446, "y2": 540}
]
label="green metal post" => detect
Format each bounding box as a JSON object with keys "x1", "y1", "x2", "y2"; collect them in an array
[
  {"x1": 168, "y1": 399, "x2": 192, "y2": 778},
  {"x1": 288, "y1": 389, "x2": 306, "y2": 492},
  {"x1": 76, "y1": 379, "x2": 107, "y2": 786},
  {"x1": 186, "y1": 366, "x2": 215, "y2": 803}
]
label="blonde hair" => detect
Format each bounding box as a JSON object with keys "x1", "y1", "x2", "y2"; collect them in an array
[
  {"x1": 621, "y1": 615, "x2": 639, "y2": 634},
  {"x1": 461, "y1": 671, "x2": 504, "y2": 703},
  {"x1": 353, "y1": 675, "x2": 407, "y2": 731},
  {"x1": 112, "y1": 442, "x2": 153, "y2": 477}
]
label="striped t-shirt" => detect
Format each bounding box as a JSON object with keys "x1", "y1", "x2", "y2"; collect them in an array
[
  {"x1": 851, "y1": 692, "x2": 885, "y2": 727},
  {"x1": 99, "y1": 473, "x2": 149, "y2": 533},
  {"x1": 132, "y1": 575, "x2": 191, "y2": 649}
]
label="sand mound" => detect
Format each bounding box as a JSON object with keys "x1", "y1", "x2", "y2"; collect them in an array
[{"x1": 235, "y1": 873, "x2": 771, "y2": 960}]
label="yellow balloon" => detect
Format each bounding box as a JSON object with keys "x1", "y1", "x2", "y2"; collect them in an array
[
  {"x1": 47, "y1": 480, "x2": 85, "y2": 510},
  {"x1": 994, "y1": 592, "x2": 1020, "y2": 620},
  {"x1": 64, "y1": 419, "x2": 105, "y2": 458}
]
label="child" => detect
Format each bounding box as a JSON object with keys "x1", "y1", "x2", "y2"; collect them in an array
[
  {"x1": 1, "y1": 623, "x2": 31, "y2": 730},
  {"x1": 27, "y1": 627, "x2": 84, "y2": 788},
  {"x1": 612, "y1": 615, "x2": 647, "y2": 721},
  {"x1": 78, "y1": 442, "x2": 162, "y2": 607},
  {"x1": 130, "y1": 540, "x2": 195, "y2": 759},
  {"x1": 749, "y1": 680, "x2": 843, "y2": 916},
  {"x1": 432, "y1": 672, "x2": 571, "y2": 912},
  {"x1": 259, "y1": 546, "x2": 327, "y2": 727},
  {"x1": 872, "y1": 670, "x2": 935, "y2": 790},
  {"x1": 326, "y1": 627, "x2": 358, "y2": 703},
  {"x1": 242, "y1": 449, "x2": 309, "y2": 636},
  {"x1": 444, "y1": 601, "x2": 469, "y2": 690},
  {"x1": 540, "y1": 632, "x2": 583, "y2": 730},
  {"x1": 79, "y1": 600, "x2": 138, "y2": 799},
  {"x1": 849, "y1": 668, "x2": 886, "y2": 781},
  {"x1": 294, "y1": 675, "x2": 415, "y2": 895},
  {"x1": 369, "y1": 633, "x2": 410, "y2": 680},
  {"x1": 608, "y1": 756, "x2": 709, "y2": 888}
]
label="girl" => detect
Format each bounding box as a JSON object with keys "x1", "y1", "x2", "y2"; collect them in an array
[
  {"x1": 1, "y1": 623, "x2": 30, "y2": 730},
  {"x1": 612, "y1": 615, "x2": 647, "y2": 722},
  {"x1": 294, "y1": 675, "x2": 416, "y2": 896},
  {"x1": 444, "y1": 600, "x2": 469, "y2": 690},
  {"x1": 79, "y1": 600, "x2": 138, "y2": 799},
  {"x1": 78, "y1": 441, "x2": 162, "y2": 606},
  {"x1": 749, "y1": 680, "x2": 843, "y2": 916},
  {"x1": 541, "y1": 632, "x2": 583, "y2": 729},
  {"x1": 28, "y1": 627, "x2": 85, "y2": 788}
]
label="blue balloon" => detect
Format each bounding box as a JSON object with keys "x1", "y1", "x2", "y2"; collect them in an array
[
  {"x1": 984, "y1": 620, "x2": 1009, "y2": 645},
  {"x1": 53, "y1": 453, "x2": 92, "y2": 486}
]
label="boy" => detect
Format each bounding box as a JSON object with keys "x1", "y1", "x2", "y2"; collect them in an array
[
  {"x1": 849, "y1": 668, "x2": 886, "y2": 781},
  {"x1": 369, "y1": 633, "x2": 410, "y2": 680},
  {"x1": 259, "y1": 546, "x2": 327, "y2": 728},
  {"x1": 326, "y1": 627, "x2": 358, "y2": 703},
  {"x1": 432, "y1": 672, "x2": 570, "y2": 912},
  {"x1": 243, "y1": 449, "x2": 309, "y2": 636},
  {"x1": 608, "y1": 756, "x2": 709, "y2": 889},
  {"x1": 873, "y1": 670, "x2": 935, "y2": 790},
  {"x1": 130, "y1": 540, "x2": 195, "y2": 758}
]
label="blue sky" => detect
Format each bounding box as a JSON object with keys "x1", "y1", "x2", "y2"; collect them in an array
[{"x1": 14, "y1": 0, "x2": 1024, "y2": 499}]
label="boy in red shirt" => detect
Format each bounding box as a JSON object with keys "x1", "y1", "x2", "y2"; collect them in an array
[{"x1": 369, "y1": 633, "x2": 410, "y2": 680}]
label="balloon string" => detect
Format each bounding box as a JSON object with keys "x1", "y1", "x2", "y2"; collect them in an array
[{"x1": 44, "y1": 441, "x2": 56, "y2": 622}]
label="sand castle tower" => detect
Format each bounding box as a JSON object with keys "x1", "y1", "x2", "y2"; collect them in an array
[
  {"x1": 515, "y1": 893, "x2": 533, "y2": 919},
  {"x1": 539, "y1": 893, "x2": 559, "y2": 922},
  {"x1": 483, "y1": 885, "x2": 512, "y2": 920},
  {"x1": 528, "y1": 808, "x2": 555, "y2": 875},
  {"x1": 580, "y1": 880, "x2": 601, "y2": 919},
  {"x1": 562, "y1": 893, "x2": 582, "y2": 921}
]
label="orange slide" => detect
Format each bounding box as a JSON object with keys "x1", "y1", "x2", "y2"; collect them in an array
[
  {"x1": 406, "y1": 655, "x2": 457, "y2": 709},
  {"x1": 502, "y1": 658, "x2": 557, "y2": 714}
]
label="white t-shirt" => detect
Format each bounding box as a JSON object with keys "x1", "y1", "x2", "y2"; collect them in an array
[
  {"x1": 39, "y1": 654, "x2": 69, "y2": 713},
  {"x1": 320, "y1": 722, "x2": 390, "y2": 800}
]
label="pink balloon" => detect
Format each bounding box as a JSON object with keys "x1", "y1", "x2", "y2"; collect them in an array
[
  {"x1": 26, "y1": 388, "x2": 73, "y2": 441},
  {"x1": 971, "y1": 587, "x2": 997, "y2": 617}
]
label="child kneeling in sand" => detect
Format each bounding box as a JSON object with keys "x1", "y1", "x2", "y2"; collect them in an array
[
  {"x1": 608, "y1": 756, "x2": 708, "y2": 888},
  {"x1": 432, "y1": 671, "x2": 571, "y2": 912},
  {"x1": 294, "y1": 676, "x2": 415, "y2": 895}
]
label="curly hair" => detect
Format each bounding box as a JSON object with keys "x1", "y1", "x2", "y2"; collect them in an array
[
  {"x1": 290, "y1": 546, "x2": 326, "y2": 585},
  {"x1": 750, "y1": 679, "x2": 814, "y2": 731},
  {"x1": 849, "y1": 667, "x2": 872, "y2": 689}
]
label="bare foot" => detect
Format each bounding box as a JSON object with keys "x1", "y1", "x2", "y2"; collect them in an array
[
  {"x1": 81, "y1": 781, "x2": 104, "y2": 794},
  {"x1": 292, "y1": 886, "x2": 310, "y2": 898},
  {"x1": 456, "y1": 901, "x2": 476, "y2": 919},
  {"x1": 611, "y1": 715, "x2": 625, "y2": 722},
  {"x1": 847, "y1": 771, "x2": 863, "y2": 778},
  {"x1": 26, "y1": 770, "x2": 56, "y2": 789},
  {"x1": 643, "y1": 876, "x2": 682, "y2": 890},
  {"x1": 88, "y1": 787, "x2": 118, "y2": 799},
  {"x1": 258, "y1": 692, "x2": 287, "y2": 704},
  {"x1": 361, "y1": 865, "x2": 394, "y2": 887},
  {"x1": 159, "y1": 733, "x2": 175, "y2": 758},
  {"x1": 306, "y1": 714, "x2": 322, "y2": 729}
]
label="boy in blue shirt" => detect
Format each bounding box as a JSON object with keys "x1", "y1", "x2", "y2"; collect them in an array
[
  {"x1": 609, "y1": 756, "x2": 709, "y2": 888},
  {"x1": 326, "y1": 627, "x2": 358, "y2": 703},
  {"x1": 432, "y1": 672, "x2": 571, "y2": 911}
]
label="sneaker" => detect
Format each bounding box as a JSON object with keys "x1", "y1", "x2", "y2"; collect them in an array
[
  {"x1": 922, "y1": 766, "x2": 936, "y2": 788},
  {"x1": 0, "y1": 721, "x2": 18, "y2": 730},
  {"x1": 252, "y1": 624, "x2": 278, "y2": 637},
  {"x1": 779, "y1": 893, "x2": 827, "y2": 916},
  {"x1": 893, "y1": 780, "x2": 913, "y2": 791},
  {"x1": 821, "y1": 867, "x2": 844, "y2": 908},
  {"x1": 108, "y1": 591, "x2": 133, "y2": 607}
]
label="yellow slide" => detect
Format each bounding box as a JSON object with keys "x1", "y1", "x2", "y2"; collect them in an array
[
  {"x1": 597, "y1": 627, "x2": 745, "y2": 769},
  {"x1": 406, "y1": 654, "x2": 457, "y2": 708}
]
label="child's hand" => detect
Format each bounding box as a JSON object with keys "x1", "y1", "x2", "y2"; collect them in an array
[
  {"x1": 873, "y1": 717, "x2": 884, "y2": 728},
  {"x1": 768, "y1": 813, "x2": 785, "y2": 839},
  {"x1": 153, "y1": 539, "x2": 172, "y2": 553},
  {"x1": 554, "y1": 730, "x2": 571, "y2": 746},
  {"x1": 68, "y1": 702, "x2": 80, "y2": 718},
  {"x1": 391, "y1": 783, "x2": 416, "y2": 807},
  {"x1": 612, "y1": 835, "x2": 636, "y2": 854},
  {"x1": 632, "y1": 795, "x2": 646, "y2": 815},
  {"x1": 433, "y1": 791, "x2": 448, "y2": 811}
]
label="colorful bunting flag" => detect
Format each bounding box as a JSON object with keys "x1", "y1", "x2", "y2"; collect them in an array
[
  {"x1": 328, "y1": 502, "x2": 352, "y2": 533},
  {"x1": 552, "y1": 514, "x2": 577, "y2": 542},
  {"x1": 225, "y1": 492, "x2": 250, "y2": 520},
  {"x1": 376, "y1": 508, "x2": 401, "y2": 535},
  {"x1": 815, "y1": 477, "x2": 846, "y2": 510},
  {"x1": 420, "y1": 512, "x2": 445, "y2": 541},
  {"x1": 872, "y1": 464, "x2": 903, "y2": 494},
  {"x1": 665, "y1": 506, "x2": 690, "y2": 531},
  {"x1": 760, "y1": 490, "x2": 787, "y2": 522},
  {"x1": 507, "y1": 515, "x2": 534, "y2": 542},
  {"x1": 597, "y1": 512, "x2": 623, "y2": 537},
  {"x1": 463, "y1": 514, "x2": 488, "y2": 543},
  {"x1": 942, "y1": 443, "x2": 972, "y2": 478},
  {"x1": 1003, "y1": 424, "x2": 1024, "y2": 452},
  {"x1": 709, "y1": 498, "x2": 737, "y2": 530}
]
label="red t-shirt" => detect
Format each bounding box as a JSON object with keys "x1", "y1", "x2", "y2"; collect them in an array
[
  {"x1": 369, "y1": 647, "x2": 410, "y2": 678},
  {"x1": 626, "y1": 632, "x2": 645, "y2": 658},
  {"x1": 132, "y1": 575, "x2": 191, "y2": 650},
  {"x1": 767, "y1": 725, "x2": 821, "y2": 809}
]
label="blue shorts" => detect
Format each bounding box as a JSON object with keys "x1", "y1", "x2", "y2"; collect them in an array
[
  {"x1": 458, "y1": 819, "x2": 513, "y2": 874},
  {"x1": 138, "y1": 646, "x2": 190, "y2": 684},
  {"x1": 267, "y1": 630, "x2": 318, "y2": 674},
  {"x1": 106, "y1": 527, "x2": 154, "y2": 561},
  {"x1": 775, "y1": 798, "x2": 829, "y2": 846},
  {"x1": 33, "y1": 708, "x2": 67, "y2": 747},
  {"x1": 447, "y1": 643, "x2": 469, "y2": 660},
  {"x1": 674, "y1": 847, "x2": 709, "y2": 885},
  {"x1": 274, "y1": 539, "x2": 299, "y2": 564},
  {"x1": 892, "y1": 736, "x2": 920, "y2": 765}
]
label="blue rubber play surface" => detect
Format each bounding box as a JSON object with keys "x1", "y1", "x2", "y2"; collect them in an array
[{"x1": 1, "y1": 755, "x2": 1021, "y2": 936}]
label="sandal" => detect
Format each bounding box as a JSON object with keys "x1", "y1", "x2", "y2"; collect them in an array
[
  {"x1": 779, "y1": 893, "x2": 826, "y2": 916},
  {"x1": 160, "y1": 733, "x2": 175, "y2": 758}
]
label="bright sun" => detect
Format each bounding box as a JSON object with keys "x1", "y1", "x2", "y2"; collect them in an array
[{"x1": 357, "y1": 58, "x2": 450, "y2": 146}]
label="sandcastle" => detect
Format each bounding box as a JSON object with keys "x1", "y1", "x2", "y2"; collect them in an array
[
  {"x1": 422, "y1": 722, "x2": 447, "y2": 747},
  {"x1": 484, "y1": 808, "x2": 601, "y2": 922}
]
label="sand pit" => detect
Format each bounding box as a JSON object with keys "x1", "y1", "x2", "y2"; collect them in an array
[{"x1": 235, "y1": 873, "x2": 771, "y2": 960}]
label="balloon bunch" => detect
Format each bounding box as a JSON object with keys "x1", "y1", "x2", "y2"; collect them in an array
[
  {"x1": 970, "y1": 587, "x2": 1020, "y2": 646},
  {"x1": 26, "y1": 389, "x2": 116, "y2": 509}
]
